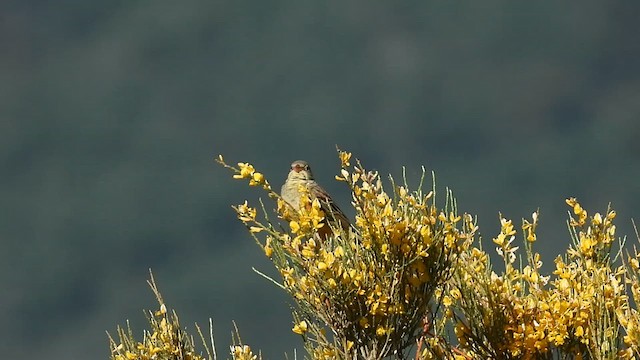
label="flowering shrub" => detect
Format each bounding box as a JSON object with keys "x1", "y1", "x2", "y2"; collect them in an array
[
  {"x1": 110, "y1": 151, "x2": 640, "y2": 360},
  {"x1": 218, "y1": 152, "x2": 476, "y2": 359}
]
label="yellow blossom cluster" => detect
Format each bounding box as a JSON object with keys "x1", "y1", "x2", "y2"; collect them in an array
[
  {"x1": 230, "y1": 345, "x2": 258, "y2": 360},
  {"x1": 109, "y1": 276, "x2": 210, "y2": 360},
  {"x1": 446, "y1": 200, "x2": 634, "y2": 359},
  {"x1": 110, "y1": 306, "x2": 207, "y2": 360},
  {"x1": 566, "y1": 197, "x2": 617, "y2": 261},
  {"x1": 217, "y1": 155, "x2": 271, "y2": 191}
]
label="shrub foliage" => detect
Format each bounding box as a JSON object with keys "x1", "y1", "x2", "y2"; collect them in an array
[{"x1": 110, "y1": 151, "x2": 640, "y2": 360}]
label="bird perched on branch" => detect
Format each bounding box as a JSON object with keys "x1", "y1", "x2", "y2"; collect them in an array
[{"x1": 281, "y1": 160, "x2": 350, "y2": 238}]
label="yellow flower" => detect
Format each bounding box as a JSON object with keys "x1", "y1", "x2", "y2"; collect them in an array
[
  {"x1": 280, "y1": 266, "x2": 293, "y2": 277},
  {"x1": 339, "y1": 151, "x2": 352, "y2": 167},
  {"x1": 493, "y1": 233, "x2": 506, "y2": 247},
  {"x1": 527, "y1": 231, "x2": 537, "y2": 242},
  {"x1": 234, "y1": 163, "x2": 256, "y2": 179},
  {"x1": 289, "y1": 221, "x2": 300, "y2": 233},
  {"x1": 593, "y1": 212, "x2": 602, "y2": 225},
  {"x1": 450, "y1": 287, "x2": 461, "y2": 300},
  {"x1": 292, "y1": 320, "x2": 308, "y2": 334},
  {"x1": 376, "y1": 326, "x2": 388, "y2": 337},
  {"x1": 249, "y1": 172, "x2": 266, "y2": 186},
  {"x1": 155, "y1": 303, "x2": 167, "y2": 316},
  {"x1": 301, "y1": 247, "x2": 316, "y2": 259},
  {"x1": 566, "y1": 197, "x2": 587, "y2": 226},
  {"x1": 231, "y1": 345, "x2": 257, "y2": 360},
  {"x1": 236, "y1": 201, "x2": 257, "y2": 222},
  {"x1": 419, "y1": 225, "x2": 432, "y2": 244},
  {"x1": 579, "y1": 234, "x2": 595, "y2": 257},
  {"x1": 500, "y1": 217, "x2": 516, "y2": 235},
  {"x1": 264, "y1": 238, "x2": 273, "y2": 257},
  {"x1": 346, "y1": 340, "x2": 354, "y2": 351}
]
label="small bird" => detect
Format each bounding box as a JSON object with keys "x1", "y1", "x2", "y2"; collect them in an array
[{"x1": 281, "y1": 160, "x2": 350, "y2": 237}]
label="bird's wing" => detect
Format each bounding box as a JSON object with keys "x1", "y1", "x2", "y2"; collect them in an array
[{"x1": 312, "y1": 183, "x2": 351, "y2": 230}]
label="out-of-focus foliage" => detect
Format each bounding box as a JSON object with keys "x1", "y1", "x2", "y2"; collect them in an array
[{"x1": 3, "y1": 2, "x2": 640, "y2": 359}]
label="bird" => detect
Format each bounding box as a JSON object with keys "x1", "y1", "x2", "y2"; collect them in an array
[{"x1": 281, "y1": 160, "x2": 350, "y2": 238}]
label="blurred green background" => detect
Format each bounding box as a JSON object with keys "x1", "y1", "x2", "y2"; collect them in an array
[{"x1": 2, "y1": 1, "x2": 639, "y2": 358}]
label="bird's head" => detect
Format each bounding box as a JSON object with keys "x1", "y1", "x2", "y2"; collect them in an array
[{"x1": 288, "y1": 160, "x2": 314, "y2": 181}]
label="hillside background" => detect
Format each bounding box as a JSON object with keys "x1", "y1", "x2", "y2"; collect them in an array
[{"x1": 2, "y1": 2, "x2": 639, "y2": 358}]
